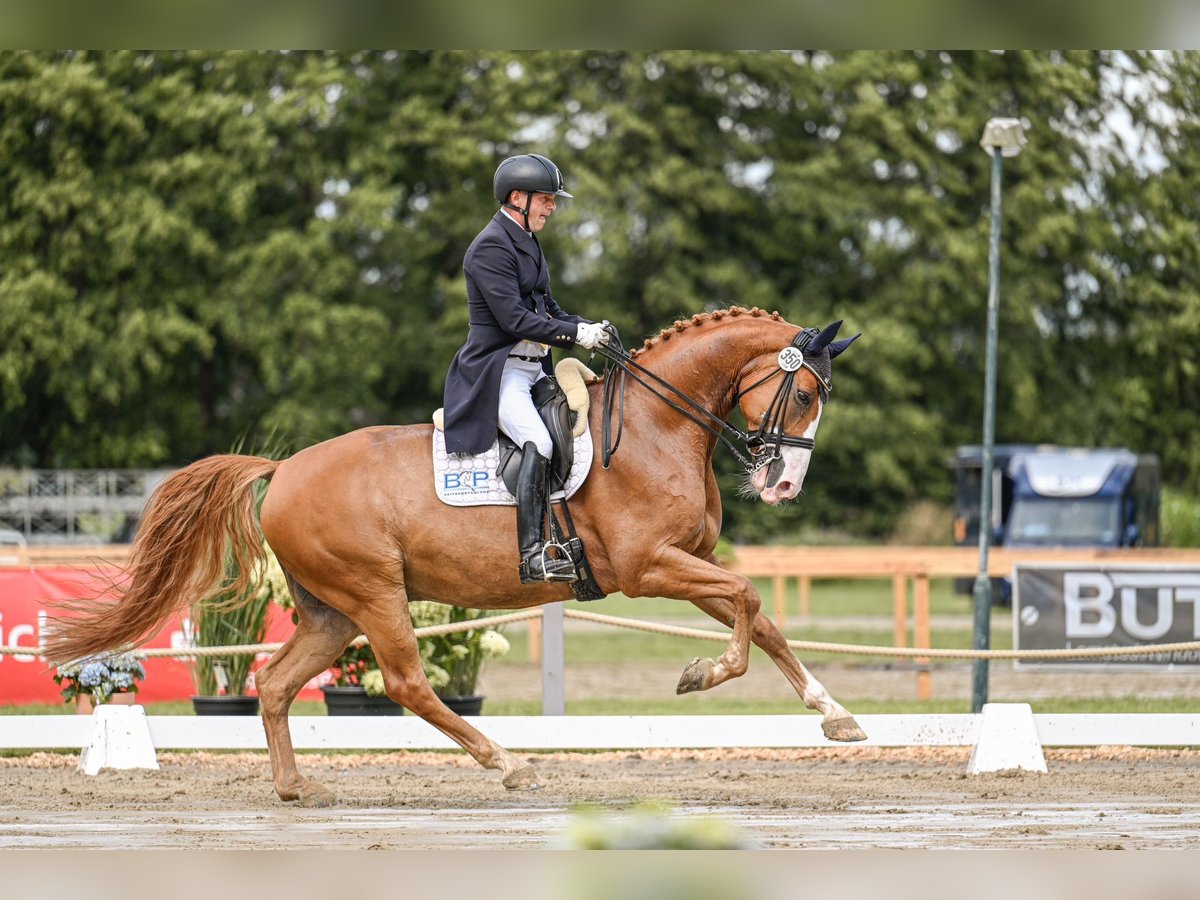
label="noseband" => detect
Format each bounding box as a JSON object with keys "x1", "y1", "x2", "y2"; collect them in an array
[{"x1": 594, "y1": 326, "x2": 829, "y2": 474}]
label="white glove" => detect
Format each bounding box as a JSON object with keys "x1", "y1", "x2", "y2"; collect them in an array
[{"x1": 575, "y1": 321, "x2": 610, "y2": 350}]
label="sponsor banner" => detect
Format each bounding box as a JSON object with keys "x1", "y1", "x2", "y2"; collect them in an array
[
  {"x1": 1014, "y1": 563, "x2": 1200, "y2": 669},
  {"x1": 0, "y1": 566, "x2": 326, "y2": 705}
]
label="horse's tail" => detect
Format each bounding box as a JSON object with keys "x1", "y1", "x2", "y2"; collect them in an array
[{"x1": 43, "y1": 454, "x2": 281, "y2": 665}]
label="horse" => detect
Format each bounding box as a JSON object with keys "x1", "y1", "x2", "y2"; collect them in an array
[{"x1": 45, "y1": 305, "x2": 866, "y2": 806}]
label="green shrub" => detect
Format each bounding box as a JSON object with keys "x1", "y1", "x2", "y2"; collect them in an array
[{"x1": 1162, "y1": 486, "x2": 1200, "y2": 547}]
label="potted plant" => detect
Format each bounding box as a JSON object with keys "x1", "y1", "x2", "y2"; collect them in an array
[
  {"x1": 411, "y1": 602, "x2": 510, "y2": 716},
  {"x1": 54, "y1": 651, "x2": 145, "y2": 715},
  {"x1": 189, "y1": 539, "x2": 279, "y2": 715},
  {"x1": 322, "y1": 641, "x2": 405, "y2": 716}
]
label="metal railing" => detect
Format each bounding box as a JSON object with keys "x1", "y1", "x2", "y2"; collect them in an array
[{"x1": 0, "y1": 468, "x2": 172, "y2": 544}]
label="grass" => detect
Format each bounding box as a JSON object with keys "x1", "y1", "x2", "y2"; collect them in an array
[
  {"x1": 487, "y1": 579, "x2": 1011, "y2": 668},
  {"x1": 588, "y1": 576, "x2": 973, "y2": 620},
  {"x1": 497, "y1": 624, "x2": 1011, "y2": 668}
]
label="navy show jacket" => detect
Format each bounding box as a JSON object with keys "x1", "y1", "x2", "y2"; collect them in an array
[{"x1": 442, "y1": 211, "x2": 589, "y2": 454}]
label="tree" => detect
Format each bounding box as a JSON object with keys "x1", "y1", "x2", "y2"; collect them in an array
[{"x1": 2, "y1": 51, "x2": 1196, "y2": 541}]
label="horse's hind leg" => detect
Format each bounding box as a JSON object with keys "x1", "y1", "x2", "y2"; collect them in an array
[
  {"x1": 255, "y1": 576, "x2": 361, "y2": 806},
  {"x1": 686, "y1": 594, "x2": 867, "y2": 742},
  {"x1": 355, "y1": 594, "x2": 541, "y2": 790}
]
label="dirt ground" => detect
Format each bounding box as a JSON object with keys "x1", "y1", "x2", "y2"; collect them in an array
[
  {"x1": 1, "y1": 746, "x2": 1199, "y2": 850},
  {"x1": 3, "y1": 661, "x2": 1199, "y2": 851}
]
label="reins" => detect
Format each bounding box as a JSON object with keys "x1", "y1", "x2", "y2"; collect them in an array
[{"x1": 591, "y1": 324, "x2": 828, "y2": 474}]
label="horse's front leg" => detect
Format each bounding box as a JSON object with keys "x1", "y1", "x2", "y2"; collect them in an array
[
  {"x1": 686, "y1": 592, "x2": 867, "y2": 742},
  {"x1": 627, "y1": 547, "x2": 760, "y2": 692}
]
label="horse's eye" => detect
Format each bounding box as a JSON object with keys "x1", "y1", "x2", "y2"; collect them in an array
[{"x1": 795, "y1": 389, "x2": 812, "y2": 406}]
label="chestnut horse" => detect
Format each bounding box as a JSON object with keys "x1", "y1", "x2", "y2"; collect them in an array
[{"x1": 45, "y1": 306, "x2": 865, "y2": 806}]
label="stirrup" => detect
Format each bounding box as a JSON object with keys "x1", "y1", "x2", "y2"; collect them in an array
[{"x1": 520, "y1": 544, "x2": 577, "y2": 584}]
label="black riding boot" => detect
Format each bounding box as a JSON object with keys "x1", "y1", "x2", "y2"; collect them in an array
[{"x1": 516, "y1": 442, "x2": 576, "y2": 584}]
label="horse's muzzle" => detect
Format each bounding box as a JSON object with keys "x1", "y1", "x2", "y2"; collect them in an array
[{"x1": 752, "y1": 447, "x2": 809, "y2": 504}]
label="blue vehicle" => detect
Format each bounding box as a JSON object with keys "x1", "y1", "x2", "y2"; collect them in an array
[
  {"x1": 951, "y1": 445, "x2": 1160, "y2": 601},
  {"x1": 1003, "y1": 448, "x2": 1160, "y2": 548}
]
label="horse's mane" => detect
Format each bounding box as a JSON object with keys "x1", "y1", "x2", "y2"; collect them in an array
[{"x1": 629, "y1": 305, "x2": 785, "y2": 358}]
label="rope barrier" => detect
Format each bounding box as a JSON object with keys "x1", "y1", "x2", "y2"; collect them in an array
[
  {"x1": 560, "y1": 608, "x2": 1200, "y2": 661},
  {"x1": 0, "y1": 609, "x2": 545, "y2": 660},
  {"x1": 2, "y1": 606, "x2": 1198, "y2": 663}
]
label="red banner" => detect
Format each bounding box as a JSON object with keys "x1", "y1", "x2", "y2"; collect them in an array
[{"x1": 0, "y1": 566, "x2": 326, "y2": 706}]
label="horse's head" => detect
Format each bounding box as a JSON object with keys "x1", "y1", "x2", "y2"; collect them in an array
[{"x1": 736, "y1": 320, "x2": 859, "y2": 505}]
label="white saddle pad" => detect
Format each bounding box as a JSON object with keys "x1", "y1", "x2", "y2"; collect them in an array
[{"x1": 433, "y1": 427, "x2": 593, "y2": 507}]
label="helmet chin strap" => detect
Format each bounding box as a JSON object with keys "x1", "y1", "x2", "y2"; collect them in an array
[{"x1": 504, "y1": 191, "x2": 531, "y2": 231}]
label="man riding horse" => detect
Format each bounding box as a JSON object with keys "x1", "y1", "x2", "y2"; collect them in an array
[
  {"x1": 442, "y1": 153, "x2": 610, "y2": 584},
  {"x1": 43, "y1": 155, "x2": 867, "y2": 804}
]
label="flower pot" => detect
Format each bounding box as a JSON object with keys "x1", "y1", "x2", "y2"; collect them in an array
[
  {"x1": 74, "y1": 692, "x2": 138, "y2": 715},
  {"x1": 191, "y1": 695, "x2": 260, "y2": 716},
  {"x1": 321, "y1": 685, "x2": 405, "y2": 716},
  {"x1": 440, "y1": 694, "x2": 485, "y2": 716}
]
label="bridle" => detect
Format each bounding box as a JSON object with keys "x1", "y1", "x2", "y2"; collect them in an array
[{"x1": 592, "y1": 325, "x2": 831, "y2": 474}]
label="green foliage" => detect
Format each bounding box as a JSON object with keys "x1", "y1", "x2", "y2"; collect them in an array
[
  {"x1": 1162, "y1": 486, "x2": 1200, "y2": 548},
  {"x1": 190, "y1": 551, "x2": 276, "y2": 697},
  {"x1": 563, "y1": 803, "x2": 750, "y2": 850},
  {"x1": 2, "y1": 51, "x2": 1198, "y2": 541},
  {"x1": 409, "y1": 602, "x2": 511, "y2": 697}
]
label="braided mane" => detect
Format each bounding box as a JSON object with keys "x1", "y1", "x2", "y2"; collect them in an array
[{"x1": 629, "y1": 306, "x2": 785, "y2": 358}]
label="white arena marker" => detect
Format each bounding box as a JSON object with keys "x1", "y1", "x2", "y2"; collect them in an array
[
  {"x1": 77, "y1": 704, "x2": 160, "y2": 776},
  {"x1": 967, "y1": 703, "x2": 1047, "y2": 775}
]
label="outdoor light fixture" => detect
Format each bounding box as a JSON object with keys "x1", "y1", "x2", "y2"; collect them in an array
[
  {"x1": 979, "y1": 117, "x2": 1027, "y2": 157},
  {"x1": 971, "y1": 116, "x2": 1027, "y2": 713}
]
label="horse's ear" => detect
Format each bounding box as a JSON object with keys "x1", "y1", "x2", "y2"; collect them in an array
[
  {"x1": 807, "y1": 320, "x2": 843, "y2": 353},
  {"x1": 827, "y1": 332, "x2": 861, "y2": 359}
]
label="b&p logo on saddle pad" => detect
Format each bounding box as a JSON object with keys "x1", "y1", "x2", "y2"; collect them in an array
[{"x1": 432, "y1": 428, "x2": 593, "y2": 507}]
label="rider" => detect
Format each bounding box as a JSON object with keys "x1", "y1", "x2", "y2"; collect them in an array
[{"x1": 443, "y1": 153, "x2": 610, "y2": 584}]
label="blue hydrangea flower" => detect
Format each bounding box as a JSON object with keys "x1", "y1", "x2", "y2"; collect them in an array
[
  {"x1": 79, "y1": 662, "x2": 110, "y2": 687},
  {"x1": 110, "y1": 671, "x2": 135, "y2": 690}
]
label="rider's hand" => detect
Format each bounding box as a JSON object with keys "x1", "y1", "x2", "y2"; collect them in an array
[{"x1": 575, "y1": 322, "x2": 610, "y2": 350}]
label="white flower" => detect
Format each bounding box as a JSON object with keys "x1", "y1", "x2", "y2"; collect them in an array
[
  {"x1": 424, "y1": 663, "x2": 450, "y2": 690},
  {"x1": 409, "y1": 601, "x2": 451, "y2": 628},
  {"x1": 480, "y1": 630, "x2": 510, "y2": 659},
  {"x1": 361, "y1": 669, "x2": 387, "y2": 697}
]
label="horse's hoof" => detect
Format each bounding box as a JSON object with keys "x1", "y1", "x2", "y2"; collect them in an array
[
  {"x1": 676, "y1": 657, "x2": 715, "y2": 694},
  {"x1": 822, "y1": 715, "x2": 867, "y2": 742},
  {"x1": 297, "y1": 782, "x2": 339, "y2": 807},
  {"x1": 502, "y1": 764, "x2": 542, "y2": 791}
]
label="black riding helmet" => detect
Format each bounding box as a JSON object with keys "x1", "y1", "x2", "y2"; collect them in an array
[{"x1": 493, "y1": 154, "x2": 573, "y2": 230}]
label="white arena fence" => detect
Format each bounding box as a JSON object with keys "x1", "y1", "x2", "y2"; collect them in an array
[
  {"x1": 3, "y1": 709, "x2": 1199, "y2": 752},
  {"x1": 1, "y1": 707, "x2": 1198, "y2": 776}
]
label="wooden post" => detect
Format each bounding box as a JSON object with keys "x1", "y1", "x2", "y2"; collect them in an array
[
  {"x1": 773, "y1": 575, "x2": 786, "y2": 628},
  {"x1": 892, "y1": 573, "x2": 908, "y2": 649},
  {"x1": 528, "y1": 616, "x2": 542, "y2": 665},
  {"x1": 798, "y1": 575, "x2": 812, "y2": 618},
  {"x1": 914, "y1": 573, "x2": 932, "y2": 701}
]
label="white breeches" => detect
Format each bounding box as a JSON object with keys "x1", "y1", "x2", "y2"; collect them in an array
[{"x1": 498, "y1": 357, "x2": 553, "y2": 459}]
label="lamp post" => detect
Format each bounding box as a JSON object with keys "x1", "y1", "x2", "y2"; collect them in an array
[{"x1": 971, "y1": 117, "x2": 1026, "y2": 714}]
